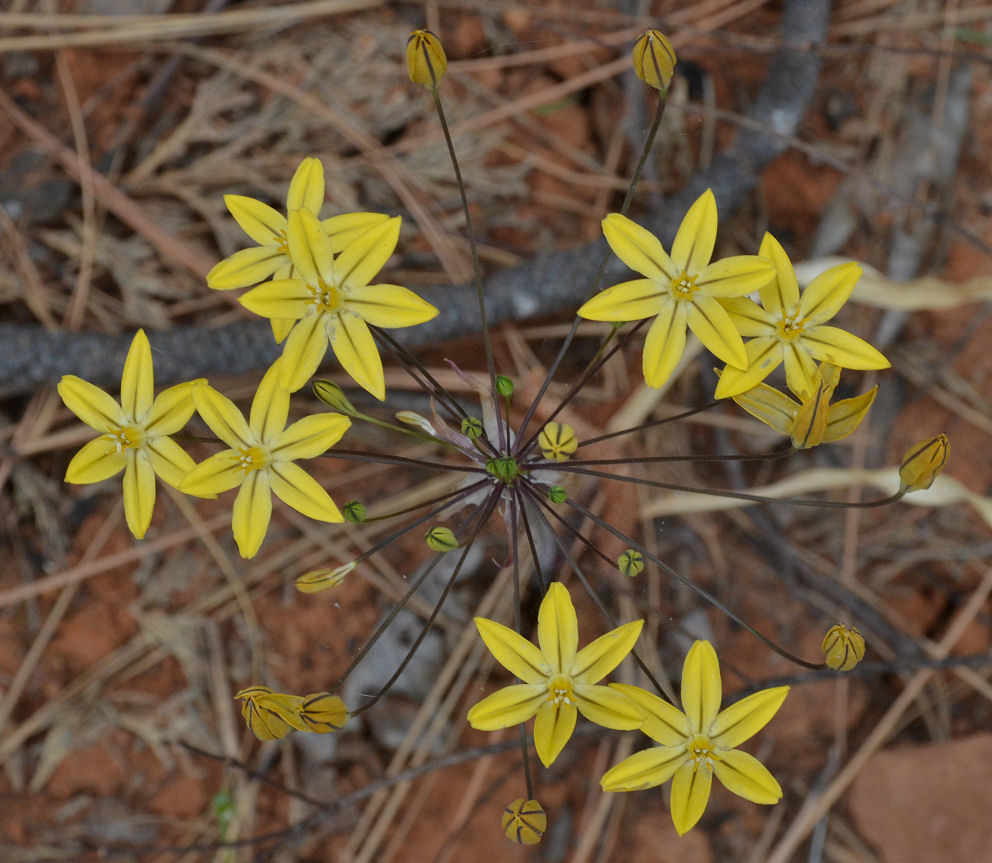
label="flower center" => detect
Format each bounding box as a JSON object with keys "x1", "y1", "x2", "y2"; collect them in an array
[
  {"x1": 670, "y1": 270, "x2": 698, "y2": 300},
  {"x1": 547, "y1": 674, "x2": 574, "y2": 707},
  {"x1": 107, "y1": 424, "x2": 144, "y2": 453},
  {"x1": 309, "y1": 278, "x2": 341, "y2": 313},
  {"x1": 275, "y1": 230, "x2": 289, "y2": 257},
  {"x1": 688, "y1": 734, "x2": 718, "y2": 767},
  {"x1": 776, "y1": 313, "x2": 806, "y2": 341},
  {"x1": 237, "y1": 445, "x2": 271, "y2": 473}
]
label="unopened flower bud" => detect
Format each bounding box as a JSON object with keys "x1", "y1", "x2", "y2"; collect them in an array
[
  {"x1": 501, "y1": 798, "x2": 547, "y2": 846},
  {"x1": 822, "y1": 624, "x2": 866, "y2": 671},
  {"x1": 312, "y1": 380, "x2": 355, "y2": 415},
  {"x1": 295, "y1": 561, "x2": 356, "y2": 594},
  {"x1": 298, "y1": 692, "x2": 348, "y2": 732},
  {"x1": 538, "y1": 422, "x2": 578, "y2": 462},
  {"x1": 461, "y1": 416, "x2": 483, "y2": 439},
  {"x1": 898, "y1": 434, "x2": 949, "y2": 492},
  {"x1": 548, "y1": 485, "x2": 567, "y2": 504},
  {"x1": 343, "y1": 500, "x2": 366, "y2": 523},
  {"x1": 632, "y1": 29, "x2": 676, "y2": 92},
  {"x1": 426, "y1": 525, "x2": 459, "y2": 552},
  {"x1": 495, "y1": 375, "x2": 514, "y2": 397},
  {"x1": 396, "y1": 410, "x2": 436, "y2": 436},
  {"x1": 406, "y1": 29, "x2": 447, "y2": 87},
  {"x1": 617, "y1": 549, "x2": 644, "y2": 577}
]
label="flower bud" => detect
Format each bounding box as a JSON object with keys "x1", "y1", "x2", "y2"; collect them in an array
[
  {"x1": 406, "y1": 29, "x2": 447, "y2": 87},
  {"x1": 343, "y1": 500, "x2": 366, "y2": 523},
  {"x1": 548, "y1": 485, "x2": 567, "y2": 504},
  {"x1": 538, "y1": 422, "x2": 578, "y2": 462},
  {"x1": 295, "y1": 561, "x2": 356, "y2": 594},
  {"x1": 821, "y1": 624, "x2": 866, "y2": 671},
  {"x1": 312, "y1": 380, "x2": 355, "y2": 415},
  {"x1": 234, "y1": 686, "x2": 302, "y2": 740},
  {"x1": 790, "y1": 363, "x2": 838, "y2": 449},
  {"x1": 501, "y1": 798, "x2": 547, "y2": 846},
  {"x1": 298, "y1": 692, "x2": 348, "y2": 732},
  {"x1": 461, "y1": 415, "x2": 483, "y2": 439},
  {"x1": 426, "y1": 525, "x2": 459, "y2": 552},
  {"x1": 495, "y1": 375, "x2": 514, "y2": 397},
  {"x1": 632, "y1": 29, "x2": 676, "y2": 92},
  {"x1": 898, "y1": 434, "x2": 949, "y2": 492},
  {"x1": 396, "y1": 410, "x2": 436, "y2": 436},
  {"x1": 617, "y1": 549, "x2": 644, "y2": 578}
]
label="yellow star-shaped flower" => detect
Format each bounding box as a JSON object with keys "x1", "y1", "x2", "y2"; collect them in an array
[
  {"x1": 238, "y1": 210, "x2": 438, "y2": 399},
  {"x1": 467, "y1": 582, "x2": 643, "y2": 767},
  {"x1": 601, "y1": 640, "x2": 788, "y2": 836},
  {"x1": 180, "y1": 360, "x2": 350, "y2": 558},
  {"x1": 578, "y1": 189, "x2": 775, "y2": 389},
  {"x1": 58, "y1": 329, "x2": 201, "y2": 539},
  {"x1": 714, "y1": 233, "x2": 890, "y2": 399}
]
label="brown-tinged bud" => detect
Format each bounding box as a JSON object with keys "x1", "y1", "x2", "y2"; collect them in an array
[
  {"x1": 821, "y1": 624, "x2": 866, "y2": 671},
  {"x1": 501, "y1": 798, "x2": 547, "y2": 846},
  {"x1": 632, "y1": 29, "x2": 676, "y2": 92},
  {"x1": 406, "y1": 29, "x2": 447, "y2": 87},
  {"x1": 898, "y1": 434, "x2": 949, "y2": 492}
]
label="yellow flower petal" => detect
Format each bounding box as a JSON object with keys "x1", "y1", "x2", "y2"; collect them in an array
[
  {"x1": 577, "y1": 279, "x2": 667, "y2": 322},
  {"x1": 695, "y1": 255, "x2": 776, "y2": 298},
  {"x1": 570, "y1": 619, "x2": 643, "y2": 684},
  {"x1": 712, "y1": 748, "x2": 782, "y2": 804},
  {"x1": 601, "y1": 746, "x2": 687, "y2": 791},
  {"x1": 670, "y1": 189, "x2": 717, "y2": 275},
  {"x1": 322, "y1": 212, "x2": 391, "y2": 253},
  {"x1": 757, "y1": 233, "x2": 800, "y2": 315},
  {"x1": 782, "y1": 342, "x2": 818, "y2": 397},
  {"x1": 179, "y1": 451, "x2": 244, "y2": 497},
  {"x1": 249, "y1": 361, "x2": 290, "y2": 443},
  {"x1": 670, "y1": 761, "x2": 713, "y2": 836},
  {"x1": 271, "y1": 317, "x2": 295, "y2": 343},
  {"x1": 537, "y1": 582, "x2": 578, "y2": 675},
  {"x1": 238, "y1": 694, "x2": 295, "y2": 740},
  {"x1": 271, "y1": 413, "x2": 351, "y2": 461},
  {"x1": 467, "y1": 683, "x2": 545, "y2": 729},
  {"x1": 601, "y1": 213, "x2": 676, "y2": 282},
  {"x1": 801, "y1": 325, "x2": 891, "y2": 370},
  {"x1": 146, "y1": 436, "x2": 197, "y2": 489},
  {"x1": 681, "y1": 640, "x2": 722, "y2": 733},
  {"x1": 286, "y1": 156, "x2": 325, "y2": 214},
  {"x1": 642, "y1": 300, "x2": 687, "y2": 388},
  {"x1": 711, "y1": 686, "x2": 789, "y2": 748},
  {"x1": 686, "y1": 296, "x2": 747, "y2": 368},
  {"x1": 58, "y1": 375, "x2": 125, "y2": 431},
  {"x1": 572, "y1": 683, "x2": 642, "y2": 729},
  {"x1": 714, "y1": 336, "x2": 783, "y2": 399},
  {"x1": 729, "y1": 379, "x2": 798, "y2": 436},
  {"x1": 533, "y1": 699, "x2": 577, "y2": 767},
  {"x1": 721, "y1": 297, "x2": 776, "y2": 337},
  {"x1": 193, "y1": 385, "x2": 253, "y2": 449},
  {"x1": 280, "y1": 314, "x2": 330, "y2": 393},
  {"x1": 207, "y1": 246, "x2": 285, "y2": 291},
  {"x1": 344, "y1": 283, "x2": 439, "y2": 328},
  {"x1": 336, "y1": 216, "x2": 401, "y2": 292},
  {"x1": 610, "y1": 683, "x2": 691, "y2": 745},
  {"x1": 328, "y1": 313, "x2": 384, "y2": 401},
  {"x1": 823, "y1": 386, "x2": 878, "y2": 442},
  {"x1": 269, "y1": 461, "x2": 342, "y2": 521},
  {"x1": 288, "y1": 208, "x2": 335, "y2": 287},
  {"x1": 225, "y1": 195, "x2": 286, "y2": 246},
  {"x1": 797, "y1": 261, "x2": 861, "y2": 326},
  {"x1": 232, "y1": 468, "x2": 272, "y2": 558},
  {"x1": 297, "y1": 692, "x2": 348, "y2": 733},
  {"x1": 122, "y1": 451, "x2": 156, "y2": 539},
  {"x1": 145, "y1": 380, "x2": 200, "y2": 436},
  {"x1": 474, "y1": 618, "x2": 550, "y2": 684},
  {"x1": 239, "y1": 278, "x2": 312, "y2": 321},
  {"x1": 65, "y1": 437, "x2": 125, "y2": 484},
  {"x1": 120, "y1": 330, "x2": 153, "y2": 421}
]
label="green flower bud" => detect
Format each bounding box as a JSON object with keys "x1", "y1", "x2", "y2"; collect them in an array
[
  {"x1": 617, "y1": 549, "x2": 644, "y2": 577},
  {"x1": 548, "y1": 485, "x2": 567, "y2": 504},
  {"x1": 312, "y1": 380, "x2": 355, "y2": 415},
  {"x1": 495, "y1": 375, "x2": 514, "y2": 397},
  {"x1": 461, "y1": 416, "x2": 483, "y2": 439},
  {"x1": 343, "y1": 500, "x2": 366, "y2": 523},
  {"x1": 426, "y1": 525, "x2": 459, "y2": 552}
]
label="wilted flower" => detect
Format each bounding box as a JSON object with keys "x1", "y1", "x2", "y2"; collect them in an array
[
  {"x1": 295, "y1": 561, "x2": 357, "y2": 594},
  {"x1": 632, "y1": 29, "x2": 676, "y2": 92},
  {"x1": 406, "y1": 29, "x2": 447, "y2": 87},
  {"x1": 501, "y1": 798, "x2": 547, "y2": 846},
  {"x1": 898, "y1": 434, "x2": 949, "y2": 492},
  {"x1": 821, "y1": 624, "x2": 866, "y2": 671}
]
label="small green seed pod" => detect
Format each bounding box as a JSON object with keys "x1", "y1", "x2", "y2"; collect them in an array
[
  {"x1": 501, "y1": 798, "x2": 547, "y2": 846},
  {"x1": 617, "y1": 549, "x2": 644, "y2": 577},
  {"x1": 426, "y1": 525, "x2": 459, "y2": 552},
  {"x1": 461, "y1": 416, "x2": 483, "y2": 439},
  {"x1": 406, "y1": 29, "x2": 447, "y2": 87},
  {"x1": 538, "y1": 422, "x2": 578, "y2": 462},
  {"x1": 821, "y1": 624, "x2": 866, "y2": 671},
  {"x1": 548, "y1": 485, "x2": 567, "y2": 504},
  {"x1": 898, "y1": 434, "x2": 949, "y2": 492}
]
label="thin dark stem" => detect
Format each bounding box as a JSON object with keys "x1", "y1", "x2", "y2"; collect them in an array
[
  {"x1": 508, "y1": 492, "x2": 535, "y2": 801},
  {"x1": 515, "y1": 96, "x2": 667, "y2": 449},
  {"x1": 516, "y1": 491, "x2": 549, "y2": 595},
  {"x1": 538, "y1": 448, "x2": 795, "y2": 468},
  {"x1": 363, "y1": 479, "x2": 490, "y2": 524},
  {"x1": 322, "y1": 447, "x2": 485, "y2": 474},
  {"x1": 577, "y1": 400, "x2": 722, "y2": 447}
]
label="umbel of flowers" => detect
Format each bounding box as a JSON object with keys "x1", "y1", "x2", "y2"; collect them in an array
[{"x1": 53, "y1": 24, "x2": 951, "y2": 848}]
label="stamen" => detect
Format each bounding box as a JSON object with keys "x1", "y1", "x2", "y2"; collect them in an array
[
  {"x1": 107, "y1": 424, "x2": 143, "y2": 453},
  {"x1": 670, "y1": 270, "x2": 698, "y2": 299}
]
